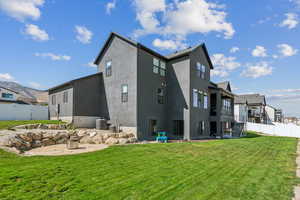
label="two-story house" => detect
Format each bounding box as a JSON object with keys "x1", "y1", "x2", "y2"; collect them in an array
[{"x1": 48, "y1": 32, "x2": 237, "y2": 140}]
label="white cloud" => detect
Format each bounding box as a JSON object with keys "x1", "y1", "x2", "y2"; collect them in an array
[
  {"x1": 0, "y1": 73, "x2": 15, "y2": 81},
  {"x1": 106, "y1": 0, "x2": 116, "y2": 14},
  {"x1": 241, "y1": 62, "x2": 273, "y2": 78},
  {"x1": 211, "y1": 53, "x2": 241, "y2": 77},
  {"x1": 86, "y1": 62, "x2": 97, "y2": 68},
  {"x1": 29, "y1": 81, "x2": 43, "y2": 89},
  {"x1": 24, "y1": 24, "x2": 49, "y2": 41},
  {"x1": 277, "y1": 44, "x2": 298, "y2": 57},
  {"x1": 34, "y1": 53, "x2": 71, "y2": 61},
  {"x1": 75, "y1": 25, "x2": 93, "y2": 44},
  {"x1": 280, "y1": 13, "x2": 298, "y2": 29},
  {"x1": 0, "y1": 0, "x2": 44, "y2": 21},
  {"x1": 152, "y1": 38, "x2": 186, "y2": 50},
  {"x1": 252, "y1": 45, "x2": 267, "y2": 57},
  {"x1": 230, "y1": 47, "x2": 239, "y2": 53},
  {"x1": 133, "y1": 0, "x2": 235, "y2": 41},
  {"x1": 270, "y1": 88, "x2": 300, "y2": 93}
]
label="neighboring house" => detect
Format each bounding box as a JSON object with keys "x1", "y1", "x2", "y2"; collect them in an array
[
  {"x1": 237, "y1": 94, "x2": 267, "y2": 124},
  {"x1": 284, "y1": 117, "x2": 299, "y2": 125},
  {"x1": 275, "y1": 109, "x2": 283, "y2": 123},
  {"x1": 234, "y1": 95, "x2": 248, "y2": 123},
  {"x1": 0, "y1": 86, "x2": 29, "y2": 104},
  {"x1": 209, "y1": 81, "x2": 236, "y2": 137},
  {"x1": 49, "y1": 32, "x2": 237, "y2": 140},
  {"x1": 265, "y1": 105, "x2": 276, "y2": 124}
]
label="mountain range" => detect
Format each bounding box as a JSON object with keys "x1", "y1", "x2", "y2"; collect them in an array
[{"x1": 0, "y1": 81, "x2": 48, "y2": 103}]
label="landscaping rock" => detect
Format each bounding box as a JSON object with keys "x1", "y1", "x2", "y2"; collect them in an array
[
  {"x1": 105, "y1": 137, "x2": 119, "y2": 145},
  {"x1": 93, "y1": 135, "x2": 104, "y2": 144},
  {"x1": 42, "y1": 138, "x2": 56, "y2": 146},
  {"x1": 80, "y1": 136, "x2": 94, "y2": 144},
  {"x1": 118, "y1": 138, "x2": 129, "y2": 145}
]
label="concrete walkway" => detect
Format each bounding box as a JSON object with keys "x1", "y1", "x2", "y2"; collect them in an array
[{"x1": 294, "y1": 140, "x2": 300, "y2": 200}]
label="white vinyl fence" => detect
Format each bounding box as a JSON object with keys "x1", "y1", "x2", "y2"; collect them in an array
[
  {"x1": 0, "y1": 104, "x2": 48, "y2": 121},
  {"x1": 247, "y1": 122, "x2": 300, "y2": 138}
]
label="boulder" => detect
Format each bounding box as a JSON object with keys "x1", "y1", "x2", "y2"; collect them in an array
[
  {"x1": 128, "y1": 137, "x2": 138, "y2": 143},
  {"x1": 56, "y1": 138, "x2": 67, "y2": 144},
  {"x1": 32, "y1": 140, "x2": 42, "y2": 148},
  {"x1": 89, "y1": 132, "x2": 97, "y2": 137},
  {"x1": 118, "y1": 138, "x2": 129, "y2": 145},
  {"x1": 17, "y1": 133, "x2": 33, "y2": 143},
  {"x1": 42, "y1": 138, "x2": 56, "y2": 146},
  {"x1": 78, "y1": 130, "x2": 87, "y2": 137},
  {"x1": 31, "y1": 133, "x2": 42, "y2": 141},
  {"x1": 80, "y1": 136, "x2": 95, "y2": 144},
  {"x1": 38, "y1": 124, "x2": 48, "y2": 129},
  {"x1": 42, "y1": 132, "x2": 55, "y2": 139},
  {"x1": 93, "y1": 135, "x2": 104, "y2": 144},
  {"x1": 105, "y1": 137, "x2": 119, "y2": 145}
]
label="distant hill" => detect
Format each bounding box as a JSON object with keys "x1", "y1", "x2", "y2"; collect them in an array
[{"x1": 0, "y1": 81, "x2": 48, "y2": 103}]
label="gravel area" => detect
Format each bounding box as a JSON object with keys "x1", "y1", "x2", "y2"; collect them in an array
[{"x1": 23, "y1": 144, "x2": 109, "y2": 156}]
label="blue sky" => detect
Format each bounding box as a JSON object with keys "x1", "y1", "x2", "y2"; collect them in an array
[{"x1": 0, "y1": 0, "x2": 300, "y2": 117}]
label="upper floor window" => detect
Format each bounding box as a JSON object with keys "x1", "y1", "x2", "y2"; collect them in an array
[
  {"x1": 52, "y1": 95, "x2": 56, "y2": 105},
  {"x1": 196, "y1": 62, "x2": 206, "y2": 79},
  {"x1": 105, "y1": 60, "x2": 112, "y2": 77},
  {"x1": 193, "y1": 89, "x2": 208, "y2": 109},
  {"x1": 1, "y1": 93, "x2": 13, "y2": 99},
  {"x1": 121, "y1": 84, "x2": 128, "y2": 103},
  {"x1": 63, "y1": 91, "x2": 68, "y2": 103},
  {"x1": 153, "y1": 58, "x2": 166, "y2": 77},
  {"x1": 157, "y1": 88, "x2": 164, "y2": 104},
  {"x1": 223, "y1": 99, "x2": 231, "y2": 111}
]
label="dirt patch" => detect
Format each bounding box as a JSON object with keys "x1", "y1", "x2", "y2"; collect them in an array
[{"x1": 23, "y1": 144, "x2": 108, "y2": 156}]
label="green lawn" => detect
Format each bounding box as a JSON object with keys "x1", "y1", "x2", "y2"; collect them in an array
[
  {"x1": 0, "y1": 120, "x2": 62, "y2": 130},
  {"x1": 0, "y1": 133, "x2": 298, "y2": 200}
]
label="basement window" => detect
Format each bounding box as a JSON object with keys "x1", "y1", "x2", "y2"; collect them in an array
[{"x1": 121, "y1": 84, "x2": 128, "y2": 103}]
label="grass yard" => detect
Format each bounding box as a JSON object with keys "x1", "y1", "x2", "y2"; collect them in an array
[
  {"x1": 0, "y1": 120, "x2": 62, "y2": 130},
  {"x1": 0, "y1": 133, "x2": 298, "y2": 200}
]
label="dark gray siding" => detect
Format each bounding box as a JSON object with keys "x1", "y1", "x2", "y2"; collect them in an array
[
  {"x1": 189, "y1": 46, "x2": 211, "y2": 138},
  {"x1": 137, "y1": 48, "x2": 167, "y2": 140},
  {"x1": 48, "y1": 85, "x2": 73, "y2": 119},
  {"x1": 97, "y1": 36, "x2": 138, "y2": 127},
  {"x1": 166, "y1": 57, "x2": 190, "y2": 140},
  {"x1": 73, "y1": 74, "x2": 106, "y2": 117}
]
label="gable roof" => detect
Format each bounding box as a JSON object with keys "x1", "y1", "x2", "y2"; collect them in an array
[
  {"x1": 94, "y1": 32, "x2": 214, "y2": 69},
  {"x1": 48, "y1": 73, "x2": 102, "y2": 92},
  {"x1": 238, "y1": 94, "x2": 266, "y2": 105},
  {"x1": 217, "y1": 81, "x2": 231, "y2": 92}
]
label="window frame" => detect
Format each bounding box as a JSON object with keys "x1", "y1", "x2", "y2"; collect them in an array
[
  {"x1": 157, "y1": 88, "x2": 164, "y2": 104},
  {"x1": 63, "y1": 91, "x2": 68, "y2": 104},
  {"x1": 105, "y1": 60, "x2": 112, "y2": 77},
  {"x1": 52, "y1": 95, "x2": 56, "y2": 105},
  {"x1": 1, "y1": 93, "x2": 13, "y2": 99},
  {"x1": 153, "y1": 58, "x2": 166, "y2": 77},
  {"x1": 121, "y1": 84, "x2": 128, "y2": 103},
  {"x1": 203, "y1": 92, "x2": 208, "y2": 109}
]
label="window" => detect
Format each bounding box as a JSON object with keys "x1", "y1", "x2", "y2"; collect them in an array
[
  {"x1": 121, "y1": 84, "x2": 128, "y2": 102},
  {"x1": 201, "y1": 65, "x2": 206, "y2": 79},
  {"x1": 150, "y1": 120, "x2": 157, "y2": 136},
  {"x1": 52, "y1": 95, "x2": 56, "y2": 105},
  {"x1": 1, "y1": 93, "x2": 13, "y2": 99},
  {"x1": 173, "y1": 120, "x2": 184, "y2": 136},
  {"x1": 63, "y1": 91, "x2": 68, "y2": 103},
  {"x1": 153, "y1": 58, "x2": 159, "y2": 74},
  {"x1": 199, "y1": 121, "x2": 205, "y2": 135},
  {"x1": 193, "y1": 89, "x2": 198, "y2": 107},
  {"x1": 196, "y1": 62, "x2": 206, "y2": 79},
  {"x1": 160, "y1": 61, "x2": 166, "y2": 76},
  {"x1": 204, "y1": 93, "x2": 208, "y2": 109},
  {"x1": 223, "y1": 99, "x2": 231, "y2": 111},
  {"x1": 153, "y1": 58, "x2": 166, "y2": 76},
  {"x1": 196, "y1": 62, "x2": 201, "y2": 77},
  {"x1": 105, "y1": 60, "x2": 112, "y2": 77},
  {"x1": 157, "y1": 88, "x2": 164, "y2": 104},
  {"x1": 198, "y1": 91, "x2": 203, "y2": 108}
]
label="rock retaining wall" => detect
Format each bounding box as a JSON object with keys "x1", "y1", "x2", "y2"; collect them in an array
[{"x1": 0, "y1": 129, "x2": 137, "y2": 153}]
